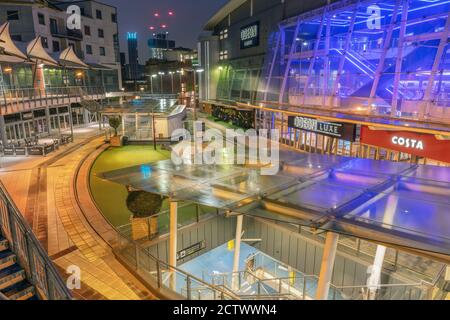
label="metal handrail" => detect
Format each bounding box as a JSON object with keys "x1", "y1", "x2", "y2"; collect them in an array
[
  {"x1": 0, "y1": 181, "x2": 72, "y2": 300},
  {"x1": 116, "y1": 232, "x2": 239, "y2": 300}
]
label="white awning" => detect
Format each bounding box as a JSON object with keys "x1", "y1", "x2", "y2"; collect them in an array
[
  {"x1": 27, "y1": 36, "x2": 58, "y2": 66},
  {"x1": 0, "y1": 54, "x2": 27, "y2": 63},
  {"x1": 59, "y1": 46, "x2": 89, "y2": 69},
  {"x1": 0, "y1": 22, "x2": 27, "y2": 59}
]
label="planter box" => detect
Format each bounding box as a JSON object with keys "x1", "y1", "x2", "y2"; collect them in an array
[{"x1": 110, "y1": 135, "x2": 122, "y2": 147}]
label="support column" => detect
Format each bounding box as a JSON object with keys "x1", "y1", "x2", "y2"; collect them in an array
[
  {"x1": 45, "y1": 106, "x2": 51, "y2": 134},
  {"x1": 169, "y1": 200, "x2": 178, "y2": 291},
  {"x1": 121, "y1": 115, "x2": 125, "y2": 136},
  {"x1": 316, "y1": 232, "x2": 339, "y2": 300},
  {"x1": 0, "y1": 115, "x2": 7, "y2": 145},
  {"x1": 231, "y1": 214, "x2": 243, "y2": 291},
  {"x1": 32, "y1": 63, "x2": 46, "y2": 94},
  {"x1": 367, "y1": 245, "x2": 387, "y2": 300}
]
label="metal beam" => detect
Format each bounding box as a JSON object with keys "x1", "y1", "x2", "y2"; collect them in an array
[
  {"x1": 231, "y1": 214, "x2": 244, "y2": 291},
  {"x1": 263, "y1": 30, "x2": 282, "y2": 102},
  {"x1": 302, "y1": 9, "x2": 327, "y2": 105},
  {"x1": 420, "y1": 13, "x2": 450, "y2": 119},
  {"x1": 169, "y1": 200, "x2": 178, "y2": 291},
  {"x1": 329, "y1": 1, "x2": 359, "y2": 108},
  {"x1": 279, "y1": 18, "x2": 301, "y2": 104},
  {"x1": 367, "y1": 0, "x2": 402, "y2": 114},
  {"x1": 391, "y1": 0, "x2": 409, "y2": 116}
]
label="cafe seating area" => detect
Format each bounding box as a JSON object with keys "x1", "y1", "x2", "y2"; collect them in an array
[{"x1": 0, "y1": 135, "x2": 73, "y2": 157}]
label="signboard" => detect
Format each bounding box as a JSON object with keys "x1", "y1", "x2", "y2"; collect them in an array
[
  {"x1": 240, "y1": 22, "x2": 259, "y2": 49},
  {"x1": 288, "y1": 116, "x2": 357, "y2": 142},
  {"x1": 22, "y1": 112, "x2": 33, "y2": 121},
  {"x1": 360, "y1": 126, "x2": 450, "y2": 163},
  {"x1": 27, "y1": 147, "x2": 44, "y2": 156},
  {"x1": 3, "y1": 147, "x2": 14, "y2": 156},
  {"x1": 44, "y1": 144, "x2": 55, "y2": 155},
  {"x1": 176, "y1": 241, "x2": 206, "y2": 261},
  {"x1": 14, "y1": 147, "x2": 26, "y2": 156}
]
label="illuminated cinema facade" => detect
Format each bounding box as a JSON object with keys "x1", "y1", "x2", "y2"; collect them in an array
[
  {"x1": 261, "y1": 0, "x2": 450, "y2": 122},
  {"x1": 199, "y1": 0, "x2": 450, "y2": 166}
]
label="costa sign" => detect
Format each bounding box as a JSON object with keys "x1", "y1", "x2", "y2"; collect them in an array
[
  {"x1": 360, "y1": 126, "x2": 450, "y2": 163},
  {"x1": 288, "y1": 116, "x2": 357, "y2": 142}
]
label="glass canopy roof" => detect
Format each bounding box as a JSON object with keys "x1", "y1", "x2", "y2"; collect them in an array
[{"x1": 99, "y1": 152, "x2": 450, "y2": 257}]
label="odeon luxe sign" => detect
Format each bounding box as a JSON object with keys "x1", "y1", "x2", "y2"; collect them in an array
[
  {"x1": 360, "y1": 126, "x2": 450, "y2": 163},
  {"x1": 288, "y1": 116, "x2": 357, "y2": 141}
]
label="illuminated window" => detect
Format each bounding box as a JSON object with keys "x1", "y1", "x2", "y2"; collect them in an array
[
  {"x1": 41, "y1": 37, "x2": 48, "y2": 48},
  {"x1": 219, "y1": 28, "x2": 228, "y2": 40},
  {"x1": 219, "y1": 50, "x2": 228, "y2": 60}
]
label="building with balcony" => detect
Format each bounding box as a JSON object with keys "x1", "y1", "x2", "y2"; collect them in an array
[{"x1": 0, "y1": 0, "x2": 123, "y2": 148}]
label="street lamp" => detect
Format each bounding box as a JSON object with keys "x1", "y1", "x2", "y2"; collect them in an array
[
  {"x1": 191, "y1": 68, "x2": 204, "y2": 121},
  {"x1": 150, "y1": 74, "x2": 157, "y2": 94},
  {"x1": 168, "y1": 71, "x2": 175, "y2": 94},
  {"x1": 158, "y1": 72, "x2": 165, "y2": 94}
]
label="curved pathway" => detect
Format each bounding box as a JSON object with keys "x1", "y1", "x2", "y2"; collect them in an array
[{"x1": 0, "y1": 131, "x2": 153, "y2": 300}]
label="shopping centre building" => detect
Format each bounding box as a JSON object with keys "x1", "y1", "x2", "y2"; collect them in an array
[
  {"x1": 198, "y1": 0, "x2": 450, "y2": 166},
  {"x1": 0, "y1": 0, "x2": 122, "y2": 148}
]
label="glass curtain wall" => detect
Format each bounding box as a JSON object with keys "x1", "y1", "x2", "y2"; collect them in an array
[{"x1": 261, "y1": 0, "x2": 450, "y2": 123}]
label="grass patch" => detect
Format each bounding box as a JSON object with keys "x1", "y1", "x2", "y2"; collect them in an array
[{"x1": 89, "y1": 145, "x2": 170, "y2": 227}]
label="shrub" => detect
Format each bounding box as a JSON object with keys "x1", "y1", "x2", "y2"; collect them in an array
[
  {"x1": 126, "y1": 190, "x2": 164, "y2": 218},
  {"x1": 108, "y1": 116, "x2": 121, "y2": 136}
]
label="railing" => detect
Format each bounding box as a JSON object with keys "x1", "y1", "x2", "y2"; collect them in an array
[
  {"x1": 0, "y1": 86, "x2": 106, "y2": 114},
  {"x1": 115, "y1": 231, "x2": 237, "y2": 300},
  {"x1": 209, "y1": 250, "x2": 433, "y2": 300},
  {"x1": 0, "y1": 181, "x2": 72, "y2": 300},
  {"x1": 329, "y1": 282, "x2": 432, "y2": 300}
]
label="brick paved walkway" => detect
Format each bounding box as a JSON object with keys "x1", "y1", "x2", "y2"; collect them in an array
[{"x1": 0, "y1": 127, "x2": 154, "y2": 300}]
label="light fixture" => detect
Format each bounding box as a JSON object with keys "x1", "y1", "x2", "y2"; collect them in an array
[
  {"x1": 3, "y1": 67, "x2": 12, "y2": 73},
  {"x1": 196, "y1": 69, "x2": 204, "y2": 73}
]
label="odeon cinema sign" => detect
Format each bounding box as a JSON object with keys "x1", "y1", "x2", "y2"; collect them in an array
[
  {"x1": 288, "y1": 116, "x2": 357, "y2": 142},
  {"x1": 360, "y1": 126, "x2": 450, "y2": 163}
]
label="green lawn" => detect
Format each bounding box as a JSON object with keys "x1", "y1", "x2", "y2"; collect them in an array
[
  {"x1": 89, "y1": 145, "x2": 217, "y2": 229},
  {"x1": 89, "y1": 145, "x2": 171, "y2": 227}
]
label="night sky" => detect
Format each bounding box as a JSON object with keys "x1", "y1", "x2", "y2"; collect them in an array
[{"x1": 105, "y1": 0, "x2": 228, "y2": 63}]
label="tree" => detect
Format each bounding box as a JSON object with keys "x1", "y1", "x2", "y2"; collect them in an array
[
  {"x1": 108, "y1": 116, "x2": 121, "y2": 136},
  {"x1": 126, "y1": 190, "x2": 165, "y2": 239}
]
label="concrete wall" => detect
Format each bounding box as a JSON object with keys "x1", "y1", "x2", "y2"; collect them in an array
[
  {"x1": 145, "y1": 214, "x2": 401, "y2": 288},
  {"x1": 145, "y1": 214, "x2": 236, "y2": 266}
]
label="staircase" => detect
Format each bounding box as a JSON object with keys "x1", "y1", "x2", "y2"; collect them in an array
[{"x1": 0, "y1": 233, "x2": 38, "y2": 300}]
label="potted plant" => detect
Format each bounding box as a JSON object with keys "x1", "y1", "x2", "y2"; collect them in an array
[
  {"x1": 109, "y1": 116, "x2": 122, "y2": 147},
  {"x1": 126, "y1": 190, "x2": 165, "y2": 240}
]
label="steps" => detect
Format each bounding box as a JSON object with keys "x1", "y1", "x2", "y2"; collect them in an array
[{"x1": 0, "y1": 233, "x2": 38, "y2": 300}]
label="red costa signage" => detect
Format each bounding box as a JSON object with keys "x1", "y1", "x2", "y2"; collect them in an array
[{"x1": 360, "y1": 126, "x2": 450, "y2": 163}]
